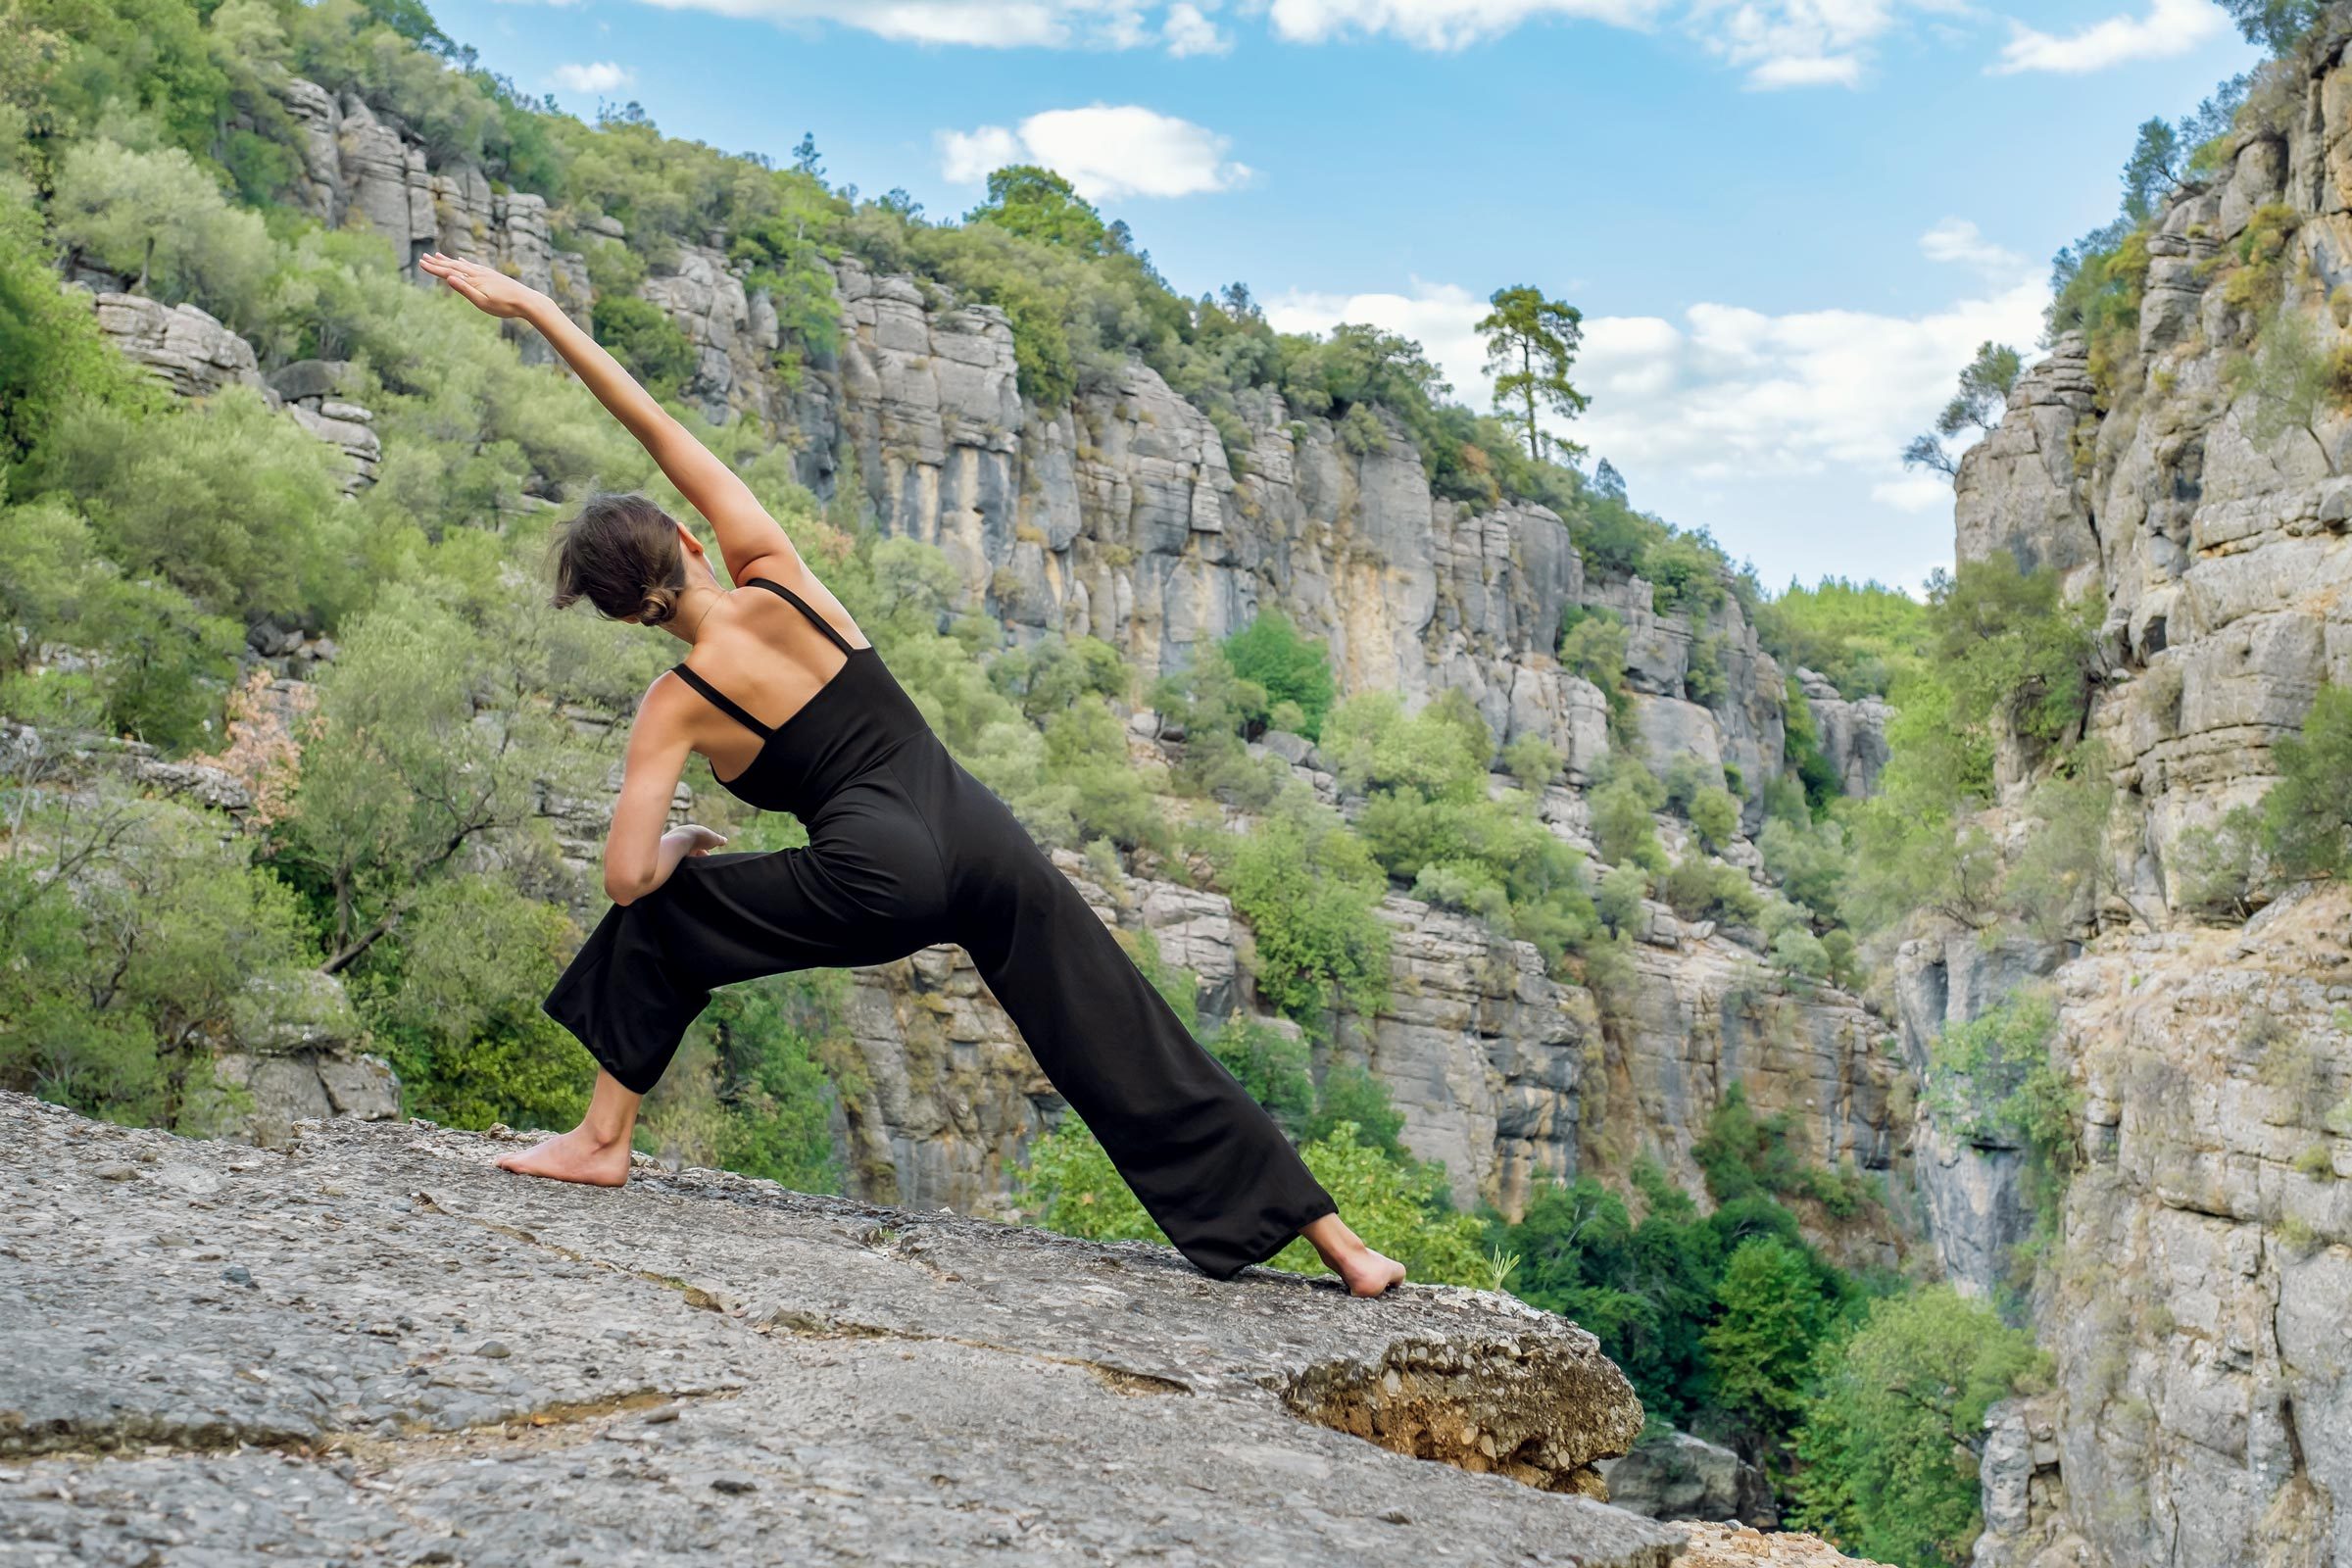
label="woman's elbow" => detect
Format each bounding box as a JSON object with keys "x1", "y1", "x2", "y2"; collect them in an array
[{"x1": 604, "y1": 863, "x2": 653, "y2": 906}]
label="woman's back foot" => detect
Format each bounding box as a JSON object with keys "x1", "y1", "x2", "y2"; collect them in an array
[
  {"x1": 1298, "y1": 1212, "x2": 1407, "y2": 1297},
  {"x1": 1337, "y1": 1248, "x2": 1408, "y2": 1297},
  {"x1": 495, "y1": 1124, "x2": 634, "y2": 1187}
]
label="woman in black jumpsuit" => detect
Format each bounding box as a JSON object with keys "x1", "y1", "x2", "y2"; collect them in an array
[{"x1": 419, "y1": 253, "x2": 1402, "y2": 1294}]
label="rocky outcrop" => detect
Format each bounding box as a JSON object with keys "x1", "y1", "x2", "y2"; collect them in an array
[
  {"x1": 84, "y1": 291, "x2": 267, "y2": 400},
  {"x1": 273, "y1": 75, "x2": 592, "y2": 346},
  {"x1": 1796, "y1": 668, "x2": 1891, "y2": 799},
  {"x1": 270, "y1": 360, "x2": 381, "y2": 492},
  {"x1": 1598, "y1": 1429, "x2": 1778, "y2": 1526},
  {"x1": 0, "y1": 1090, "x2": 1697, "y2": 1566},
  {"x1": 1968, "y1": 886, "x2": 2352, "y2": 1568}
]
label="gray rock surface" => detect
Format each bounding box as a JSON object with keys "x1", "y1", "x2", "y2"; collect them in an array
[
  {"x1": 0, "y1": 1091, "x2": 1683, "y2": 1567},
  {"x1": 1597, "y1": 1430, "x2": 1777, "y2": 1526},
  {"x1": 84, "y1": 291, "x2": 267, "y2": 401},
  {"x1": 1940, "y1": 23, "x2": 2352, "y2": 1564}
]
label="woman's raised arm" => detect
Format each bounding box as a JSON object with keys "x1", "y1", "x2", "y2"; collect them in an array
[{"x1": 420, "y1": 252, "x2": 800, "y2": 586}]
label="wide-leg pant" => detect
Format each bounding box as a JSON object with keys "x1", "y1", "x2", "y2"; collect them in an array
[{"x1": 543, "y1": 733, "x2": 1337, "y2": 1279}]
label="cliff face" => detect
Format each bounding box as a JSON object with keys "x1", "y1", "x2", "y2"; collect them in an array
[{"x1": 1937, "y1": 23, "x2": 2352, "y2": 1567}]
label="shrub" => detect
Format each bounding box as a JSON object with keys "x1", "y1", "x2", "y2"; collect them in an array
[
  {"x1": 2263, "y1": 683, "x2": 2352, "y2": 879},
  {"x1": 591, "y1": 294, "x2": 698, "y2": 395},
  {"x1": 1222, "y1": 610, "x2": 1337, "y2": 740},
  {"x1": 1217, "y1": 792, "x2": 1391, "y2": 1032}
]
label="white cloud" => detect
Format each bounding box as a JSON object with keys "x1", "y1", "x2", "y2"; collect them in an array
[
  {"x1": 1165, "y1": 1, "x2": 1232, "y2": 51},
  {"x1": 550, "y1": 60, "x2": 634, "y2": 92},
  {"x1": 938, "y1": 124, "x2": 1026, "y2": 182},
  {"x1": 1991, "y1": 0, "x2": 2228, "y2": 74},
  {"x1": 936, "y1": 105, "x2": 1251, "y2": 199},
  {"x1": 1686, "y1": 0, "x2": 1955, "y2": 90},
  {"x1": 1260, "y1": 0, "x2": 1667, "y2": 49},
  {"x1": 1266, "y1": 265, "x2": 2046, "y2": 564},
  {"x1": 1919, "y1": 217, "x2": 2025, "y2": 275}
]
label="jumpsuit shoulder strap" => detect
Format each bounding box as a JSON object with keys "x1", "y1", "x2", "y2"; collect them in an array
[
  {"x1": 669, "y1": 662, "x2": 771, "y2": 739},
  {"x1": 746, "y1": 576, "x2": 858, "y2": 658}
]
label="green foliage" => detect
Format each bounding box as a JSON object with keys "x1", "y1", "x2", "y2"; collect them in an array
[
  {"x1": 1704, "y1": 1235, "x2": 1834, "y2": 1453},
  {"x1": 1931, "y1": 556, "x2": 2099, "y2": 755},
  {"x1": 2262, "y1": 682, "x2": 2352, "y2": 879},
  {"x1": 1208, "y1": 1015, "x2": 1314, "y2": 1137},
  {"x1": 1216, "y1": 790, "x2": 1391, "y2": 1032},
  {"x1": 30, "y1": 384, "x2": 357, "y2": 627},
  {"x1": 1326, "y1": 689, "x2": 1601, "y2": 966},
  {"x1": 1792, "y1": 1287, "x2": 2046, "y2": 1568},
  {"x1": 1591, "y1": 762, "x2": 1668, "y2": 873},
  {"x1": 0, "y1": 180, "x2": 159, "y2": 469},
  {"x1": 1221, "y1": 610, "x2": 1336, "y2": 740},
  {"x1": 967, "y1": 165, "x2": 1112, "y2": 256},
  {"x1": 51, "y1": 137, "x2": 276, "y2": 330},
  {"x1": 1753, "y1": 577, "x2": 1929, "y2": 702},
  {"x1": 0, "y1": 786, "x2": 319, "y2": 1129},
  {"x1": 1493, "y1": 1143, "x2": 1872, "y2": 1443},
  {"x1": 1927, "y1": 990, "x2": 2079, "y2": 1264},
  {"x1": 592, "y1": 293, "x2": 698, "y2": 396}
]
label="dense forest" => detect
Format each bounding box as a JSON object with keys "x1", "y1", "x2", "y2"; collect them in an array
[{"x1": 11, "y1": 1, "x2": 2351, "y2": 1562}]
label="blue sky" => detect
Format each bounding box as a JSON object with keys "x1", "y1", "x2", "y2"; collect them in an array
[{"x1": 434, "y1": 0, "x2": 2260, "y2": 593}]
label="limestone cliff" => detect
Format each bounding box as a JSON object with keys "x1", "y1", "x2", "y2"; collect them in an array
[{"x1": 1925, "y1": 19, "x2": 2352, "y2": 1566}]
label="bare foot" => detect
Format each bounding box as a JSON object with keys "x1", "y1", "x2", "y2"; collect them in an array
[
  {"x1": 495, "y1": 1125, "x2": 633, "y2": 1187},
  {"x1": 1335, "y1": 1247, "x2": 1407, "y2": 1298},
  {"x1": 1298, "y1": 1213, "x2": 1408, "y2": 1297}
]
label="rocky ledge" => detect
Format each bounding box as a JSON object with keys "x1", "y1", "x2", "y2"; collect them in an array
[{"x1": 0, "y1": 1093, "x2": 1699, "y2": 1566}]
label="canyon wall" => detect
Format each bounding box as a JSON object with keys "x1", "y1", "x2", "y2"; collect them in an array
[{"x1": 1937, "y1": 21, "x2": 2352, "y2": 1566}]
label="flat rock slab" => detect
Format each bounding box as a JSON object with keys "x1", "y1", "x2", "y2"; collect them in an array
[{"x1": 0, "y1": 1093, "x2": 1681, "y2": 1567}]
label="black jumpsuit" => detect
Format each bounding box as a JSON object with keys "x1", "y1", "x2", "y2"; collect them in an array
[{"x1": 543, "y1": 576, "x2": 1337, "y2": 1279}]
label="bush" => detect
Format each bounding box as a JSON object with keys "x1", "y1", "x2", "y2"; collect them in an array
[
  {"x1": 29, "y1": 386, "x2": 357, "y2": 627},
  {"x1": 2263, "y1": 683, "x2": 2352, "y2": 879},
  {"x1": 51, "y1": 138, "x2": 276, "y2": 330},
  {"x1": 1217, "y1": 791, "x2": 1391, "y2": 1032},
  {"x1": 1222, "y1": 610, "x2": 1337, "y2": 740},
  {"x1": 1927, "y1": 991, "x2": 2078, "y2": 1262},
  {"x1": 591, "y1": 294, "x2": 698, "y2": 395}
]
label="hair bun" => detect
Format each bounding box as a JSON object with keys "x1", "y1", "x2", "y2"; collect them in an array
[{"x1": 638, "y1": 585, "x2": 679, "y2": 625}]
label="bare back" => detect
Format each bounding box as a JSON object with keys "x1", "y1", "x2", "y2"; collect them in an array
[{"x1": 671, "y1": 567, "x2": 872, "y2": 783}]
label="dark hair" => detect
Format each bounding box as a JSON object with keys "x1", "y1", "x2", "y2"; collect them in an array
[{"x1": 551, "y1": 492, "x2": 687, "y2": 624}]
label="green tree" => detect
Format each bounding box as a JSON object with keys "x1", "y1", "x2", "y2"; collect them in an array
[
  {"x1": 966, "y1": 165, "x2": 1111, "y2": 256},
  {"x1": 1703, "y1": 1234, "x2": 1832, "y2": 1453},
  {"x1": 1793, "y1": 1288, "x2": 2046, "y2": 1567},
  {"x1": 50, "y1": 138, "x2": 277, "y2": 330},
  {"x1": 591, "y1": 294, "x2": 698, "y2": 395},
  {"x1": 1476, "y1": 284, "x2": 1589, "y2": 464}
]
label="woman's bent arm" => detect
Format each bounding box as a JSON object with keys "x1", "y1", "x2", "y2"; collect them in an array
[
  {"x1": 603, "y1": 679, "x2": 725, "y2": 905},
  {"x1": 419, "y1": 253, "x2": 799, "y2": 586}
]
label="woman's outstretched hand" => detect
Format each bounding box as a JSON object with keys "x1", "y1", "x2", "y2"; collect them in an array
[{"x1": 420, "y1": 252, "x2": 546, "y2": 319}]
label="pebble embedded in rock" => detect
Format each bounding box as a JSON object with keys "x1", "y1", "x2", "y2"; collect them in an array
[
  {"x1": 221, "y1": 1265, "x2": 255, "y2": 1288},
  {"x1": 476, "y1": 1341, "x2": 511, "y2": 1359},
  {"x1": 710, "y1": 1473, "x2": 758, "y2": 1494},
  {"x1": 96, "y1": 1164, "x2": 137, "y2": 1182}
]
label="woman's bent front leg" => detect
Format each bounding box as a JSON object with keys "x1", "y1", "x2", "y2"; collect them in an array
[{"x1": 496, "y1": 1069, "x2": 642, "y2": 1186}]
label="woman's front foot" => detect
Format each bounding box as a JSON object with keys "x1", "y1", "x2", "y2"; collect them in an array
[
  {"x1": 495, "y1": 1124, "x2": 634, "y2": 1187},
  {"x1": 1300, "y1": 1214, "x2": 1408, "y2": 1297}
]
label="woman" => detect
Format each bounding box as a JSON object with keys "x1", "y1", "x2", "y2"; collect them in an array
[{"x1": 419, "y1": 252, "x2": 1404, "y2": 1296}]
